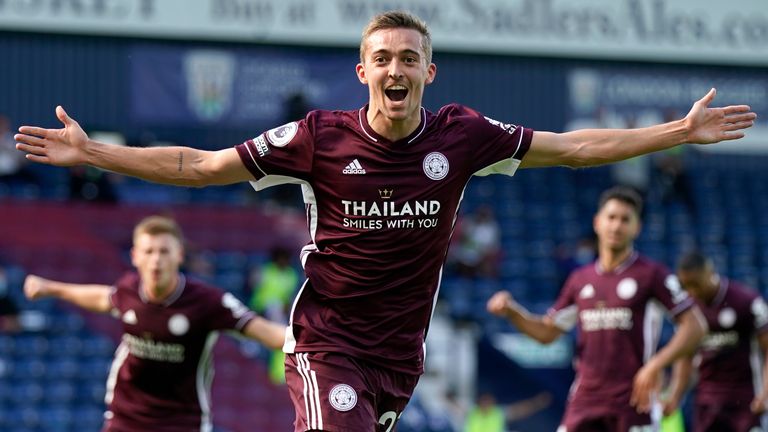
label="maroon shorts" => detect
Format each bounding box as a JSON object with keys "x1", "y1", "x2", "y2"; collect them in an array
[
  {"x1": 693, "y1": 401, "x2": 762, "y2": 432},
  {"x1": 559, "y1": 399, "x2": 654, "y2": 432},
  {"x1": 285, "y1": 352, "x2": 420, "y2": 432}
]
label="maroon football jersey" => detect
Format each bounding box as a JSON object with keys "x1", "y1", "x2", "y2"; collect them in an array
[
  {"x1": 236, "y1": 104, "x2": 532, "y2": 374},
  {"x1": 694, "y1": 278, "x2": 768, "y2": 405},
  {"x1": 548, "y1": 253, "x2": 693, "y2": 411},
  {"x1": 105, "y1": 272, "x2": 255, "y2": 431}
]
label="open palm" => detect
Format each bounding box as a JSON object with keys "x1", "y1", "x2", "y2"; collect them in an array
[
  {"x1": 685, "y1": 88, "x2": 757, "y2": 144},
  {"x1": 15, "y1": 106, "x2": 90, "y2": 166}
]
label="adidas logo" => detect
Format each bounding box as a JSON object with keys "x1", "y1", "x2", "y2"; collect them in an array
[{"x1": 342, "y1": 159, "x2": 366, "y2": 175}]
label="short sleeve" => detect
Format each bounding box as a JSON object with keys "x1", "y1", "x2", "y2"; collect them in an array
[
  {"x1": 109, "y1": 273, "x2": 135, "y2": 317},
  {"x1": 206, "y1": 290, "x2": 257, "y2": 332},
  {"x1": 453, "y1": 106, "x2": 533, "y2": 176},
  {"x1": 651, "y1": 268, "x2": 693, "y2": 317},
  {"x1": 235, "y1": 112, "x2": 317, "y2": 191},
  {"x1": 108, "y1": 285, "x2": 120, "y2": 317},
  {"x1": 750, "y1": 296, "x2": 768, "y2": 334},
  {"x1": 548, "y1": 275, "x2": 579, "y2": 331}
]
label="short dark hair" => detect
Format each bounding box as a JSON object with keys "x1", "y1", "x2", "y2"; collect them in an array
[
  {"x1": 597, "y1": 186, "x2": 643, "y2": 217},
  {"x1": 360, "y1": 10, "x2": 432, "y2": 64},
  {"x1": 676, "y1": 251, "x2": 711, "y2": 272}
]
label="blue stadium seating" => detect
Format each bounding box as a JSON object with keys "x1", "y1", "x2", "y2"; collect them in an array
[{"x1": 3, "y1": 147, "x2": 768, "y2": 431}]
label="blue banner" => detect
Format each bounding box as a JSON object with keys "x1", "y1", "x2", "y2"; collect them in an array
[{"x1": 130, "y1": 44, "x2": 367, "y2": 127}]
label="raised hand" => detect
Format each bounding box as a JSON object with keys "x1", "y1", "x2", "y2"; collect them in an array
[
  {"x1": 15, "y1": 106, "x2": 90, "y2": 166},
  {"x1": 486, "y1": 290, "x2": 515, "y2": 317},
  {"x1": 23, "y1": 275, "x2": 50, "y2": 301},
  {"x1": 684, "y1": 88, "x2": 757, "y2": 144}
]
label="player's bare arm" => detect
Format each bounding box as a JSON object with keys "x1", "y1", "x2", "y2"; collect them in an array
[
  {"x1": 15, "y1": 106, "x2": 252, "y2": 187},
  {"x1": 24, "y1": 274, "x2": 112, "y2": 313},
  {"x1": 486, "y1": 290, "x2": 563, "y2": 344},
  {"x1": 630, "y1": 307, "x2": 706, "y2": 413},
  {"x1": 521, "y1": 88, "x2": 757, "y2": 169},
  {"x1": 662, "y1": 355, "x2": 694, "y2": 416},
  {"x1": 750, "y1": 331, "x2": 768, "y2": 414},
  {"x1": 241, "y1": 315, "x2": 287, "y2": 350}
]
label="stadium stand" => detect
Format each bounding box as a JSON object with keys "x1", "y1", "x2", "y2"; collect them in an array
[{"x1": 2, "y1": 147, "x2": 767, "y2": 431}]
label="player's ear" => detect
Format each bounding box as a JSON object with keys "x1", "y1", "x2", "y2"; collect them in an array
[
  {"x1": 356, "y1": 63, "x2": 368, "y2": 85},
  {"x1": 425, "y1": 63, "x2": 437, "y2": 85}
]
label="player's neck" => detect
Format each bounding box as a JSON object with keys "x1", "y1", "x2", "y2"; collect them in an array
[
  {"x1": 366, "y1": 106, "x2": 421, "y2": 142},
  {"x1": 143, "y1": 274, "x2": 179, "y2": 303},
  {"x1": 702, "y1": 274, "x2": 721, "y2": 304},
  {"x1": 598, "y1": 246, "x2": 634, "y2": 272}
]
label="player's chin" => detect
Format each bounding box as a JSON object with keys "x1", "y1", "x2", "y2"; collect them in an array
[
  {"x1": 384, "y1": 109, "x2": 409, "y2": 121},
  {"x1": 606, "y1": 240, "x2": 628, "y2": 251}
]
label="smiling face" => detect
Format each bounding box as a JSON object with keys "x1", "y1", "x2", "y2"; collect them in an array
[{"x1": 356, "y1": 27, "x2": 436, "y2": 138}]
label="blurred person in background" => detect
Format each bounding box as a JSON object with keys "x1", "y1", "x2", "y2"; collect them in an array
[
  {"x1": 452, "y1": 205, "x2": 501, "y2": 278},
  {"x1": 249, "y1": 245, "x2": 299, "y2": 384},
  {"x1": 463, "y1": 390, "x2": 552, "y2": 432},
  {"x1": 464, "y1": 392, "x2": 504, "y2": 432},
  {"x1": 15, "y1": 9, "x2": 756, "y2": 431},
  {"x1": 664, "y1": 251, "x2": 768, "y2": 432},
  {"x1": 487, "y1": 186, "x2": 706, "y2": 431},
  {"x1": 23, "y1": 215, "x2": 285, "y2": 432},
  {"x1": 249, "y1": 246, "x2": 299, "y2": 324}
]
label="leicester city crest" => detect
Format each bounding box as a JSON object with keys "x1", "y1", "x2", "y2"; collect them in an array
[
  {"x1": 329, "y1": 384, "x2": 357, "y2": 412},
  {"x1": 423, "y1": 152, "x2": 449, "y2": 180}
]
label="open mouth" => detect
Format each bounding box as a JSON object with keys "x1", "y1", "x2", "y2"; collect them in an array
[{"x1": 385, "y1": 85, "x2": 408, "y2": 102}]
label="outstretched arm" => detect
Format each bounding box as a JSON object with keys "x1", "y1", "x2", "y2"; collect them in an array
[
  {"x1": 486, "y1": 290, "x2": 563, "y2": 344},
  {"x1": 241, "y1": 316, "x2": 287, "y2": 350},
  {"x1": 631, "y1": 307, "x2": 706, "y2": 413},
  {"x1": 522, "y1": 88, "x2": 757, "y2": 168},
  {"x1": 15, "y1": 106, "x2": 252, "y2": 187},
  {"x1": 24, "y1": 274, "x2": 112, "y2": 313}
]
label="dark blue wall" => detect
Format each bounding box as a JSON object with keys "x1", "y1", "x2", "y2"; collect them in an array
[
  {"x1": 1, "y1": 31, "x2": 570, "y2": 149},
  {"x1": 1, "y1": 30, "x2": 762, "y2": 150}
]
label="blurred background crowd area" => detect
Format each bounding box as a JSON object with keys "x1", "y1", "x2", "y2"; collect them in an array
[{"x1": 1, "y1": 1, "x2": 768, "y2": 431}]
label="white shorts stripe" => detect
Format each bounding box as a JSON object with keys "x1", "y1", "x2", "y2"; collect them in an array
[
  {"x1": 296, "y1": 354, "x2": 314, "y2": 429},
  {"x1": 310, "y1": 368, "x2": 323, "y2": 430},
  {"x1": 296, "y1": 353, "x2": 323, "y2": 430}
]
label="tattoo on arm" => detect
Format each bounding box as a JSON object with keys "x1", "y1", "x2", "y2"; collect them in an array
[{"x1": 178, "y1": 151, "x2": 183, "y2": 172}]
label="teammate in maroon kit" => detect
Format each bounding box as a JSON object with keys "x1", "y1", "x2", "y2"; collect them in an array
[
  {"x1": 487, "y1": 186, "x2": 707, "y2": 431},
  {"x1": 663, "y1": 251, "x2": 768, "y2": 432},
  {"x1": 15, "y1": 10, "x2": 755, "y2": 432},
  {"x1": 23, "y1": 216, "x2": 286, "y2": 432}
]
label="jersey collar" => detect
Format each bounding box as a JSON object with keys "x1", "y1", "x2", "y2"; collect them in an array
[
  {"x1": 139, "y1": 273, "x2": 186, "y2": 307},
  {"x1": 710, "y1": 277, "x2": 729, "y2": 307},
  {"x1": 595, "y1": 251, "x2": 639, "y2": 275},
  {"x1": 358, "y1": 105, "x2": 427, "y2": 144}
]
